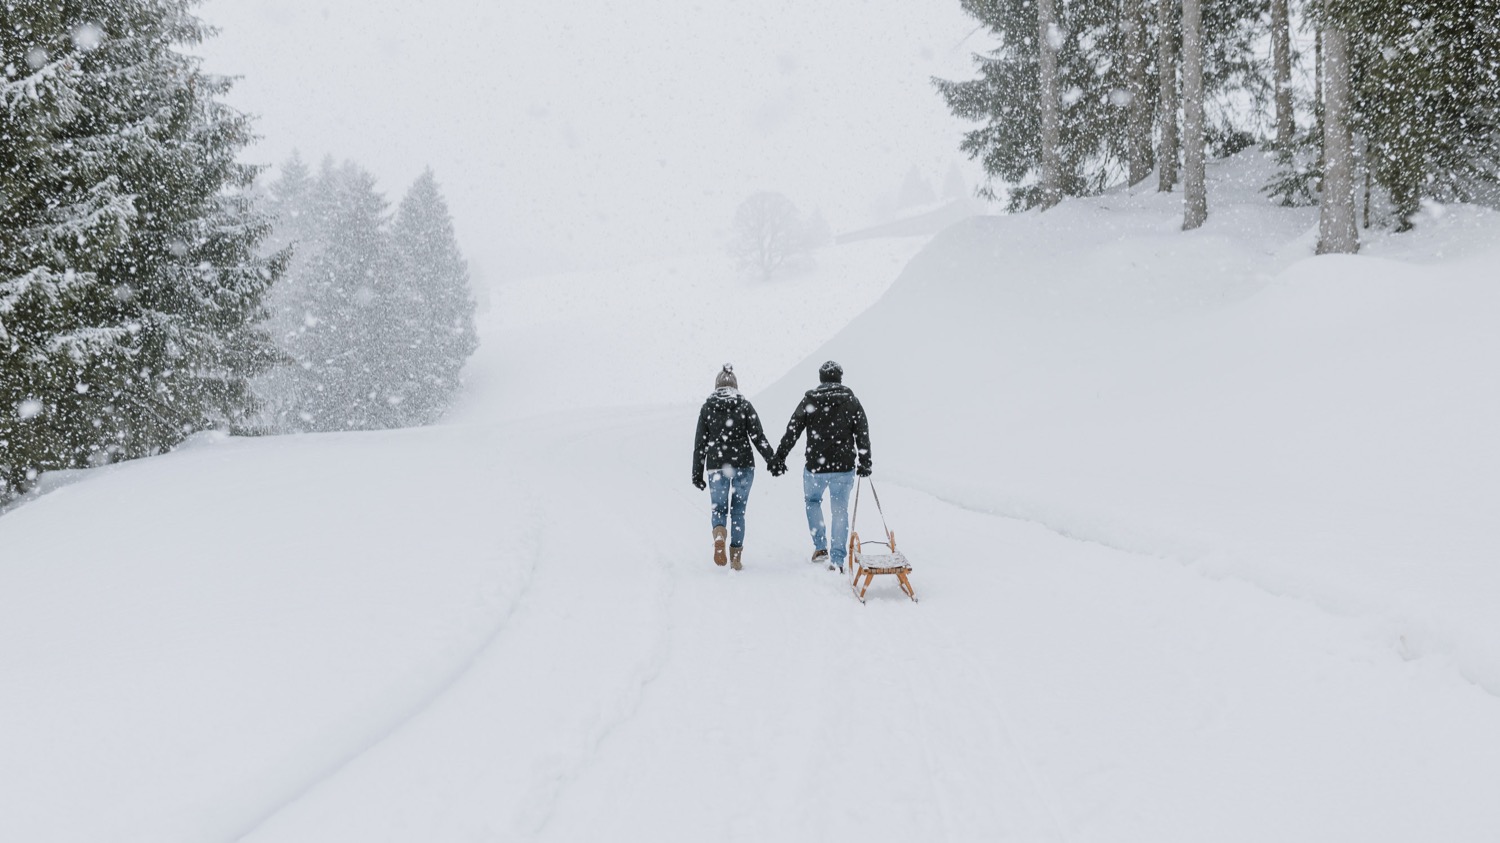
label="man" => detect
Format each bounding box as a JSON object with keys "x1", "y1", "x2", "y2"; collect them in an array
[
  {"x1": 693, "y1": 364, "x2": 779, "y2": 570},
  {"x1": 773, "y1": 360, "x2": 872, "y2": 572}
]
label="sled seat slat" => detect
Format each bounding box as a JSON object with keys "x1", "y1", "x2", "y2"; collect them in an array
[{"x1": 857, "y1": 551, "x2": 910, "y2": 574}]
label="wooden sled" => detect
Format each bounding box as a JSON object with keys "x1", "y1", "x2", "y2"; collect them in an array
[{"x1": 848, "y1": 479, "x2": 917, "y2": 604}]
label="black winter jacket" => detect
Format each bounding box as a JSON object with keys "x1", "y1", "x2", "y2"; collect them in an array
[
  {"x1": 693, "y1": 388, "x2": 776, "y2": 481},
  {"x1": 775, "y1": 383, "x2": 872, "y2": 475}
]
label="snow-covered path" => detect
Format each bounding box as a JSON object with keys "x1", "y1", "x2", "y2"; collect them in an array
[{"x1": 223, "y1": 410, "x2": 1500, "y2": 843}]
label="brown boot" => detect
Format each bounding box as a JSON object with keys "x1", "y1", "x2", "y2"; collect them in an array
[
  {"x1": 712, "y1": 526, "x2": 728, "y2": 566},
  {"x1": 729, "y1": 546, "x2": 743, "y2": 571}
]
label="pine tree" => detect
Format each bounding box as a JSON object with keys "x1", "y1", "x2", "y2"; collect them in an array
[
  {"x1": 280, "y1": 161, "x2": 393, "y2": 432},
  {"x1": 1036, "y1": 0, "x2": 1064, "y2": 208},
  {"x1": 1, "y1": 0, "x2": 282, "y2": 498},
  {"x1": 936, "y1": 0, "x2": 1130, "y2": 210},
  {"x1": 1271, "y1": 0, "x2": 1296, "y2": 150},
  {"x1": 384, "y1": 169, "x2": 477, "y2": 426},
  {"x1": 1317, "y1": 19, "x2": 1359, "y2": 253},
  {"x1": 1269, "y1": 1, "x2": 1499, "y2": 229},
  {"x1": 897, "y1": 165, "x2": 938, "y2": 209},
  {"x1": 257, "y1": 160, "x2": 478, "y2": 433},
  {"x1": 1343, "y1": 0, "x2": 1500, "y2": 229},
  {"x1": 1181, "y1": 0, "x2": 1208, "y2": 229},
  {"x1": 253, "y1": 152, "x2": 327, "y2": 431},
  {"x1": 936, "y1": 0, "x2": 1264, "y2": 210},
  {"x1": 1122, "y1": 0, "x2": 1155, "y2": 185},
  {"x1": 1156, "y1": 0, "x2": 1180, "y2": 190}
]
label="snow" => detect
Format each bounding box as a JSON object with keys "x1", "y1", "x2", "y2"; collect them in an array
[{"x1": 4, "y1": 151, "x2": 1500, "y2": 841}]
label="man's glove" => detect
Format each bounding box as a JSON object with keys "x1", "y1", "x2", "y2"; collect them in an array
[
  {"x1": 769, "y1": 459, "x2": 787, "y2": 477},
  {"x1": 693, "y1": 475, "x2": 707, "y2": 491},
  {"x1": 857, "y1": 465, "x2": 872, "y2": 478}
]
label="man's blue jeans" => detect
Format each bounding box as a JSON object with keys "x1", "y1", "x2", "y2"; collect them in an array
[
  {"x1": 803, "y1": 468, "x2": 856, "y2": 566},
  {"x1": 709, "y1": 466, "x2": 755, "y2": 548}
]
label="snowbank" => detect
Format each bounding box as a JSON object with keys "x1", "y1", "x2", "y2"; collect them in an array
[{"x1": 762, "y1": 149, "x2": 1500, "y2": 692}]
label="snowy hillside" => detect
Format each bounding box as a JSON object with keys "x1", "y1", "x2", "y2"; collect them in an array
[
  {"x1": 761, "y1": 150, "x2": 1500, "y2": 694},
  {"x1": 4, "y1": 156, "x2": 1500, "y2": 842}
]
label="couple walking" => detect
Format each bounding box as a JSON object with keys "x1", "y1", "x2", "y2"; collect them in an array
[{"x1": 690, "y1": 360, "x2": 872, "y2": 572}]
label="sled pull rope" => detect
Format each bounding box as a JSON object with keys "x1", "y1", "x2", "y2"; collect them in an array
[
  {"x1": 868, "y1": 479, "x2": 890, "y2": 537},
  {"x1": 852, "y1": 478, "x2": 892, "y2": 544}
]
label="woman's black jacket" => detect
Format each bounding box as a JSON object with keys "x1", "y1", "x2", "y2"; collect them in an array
[{"x1": 693, "y1": 388, "x2": 776, "y2": 482}]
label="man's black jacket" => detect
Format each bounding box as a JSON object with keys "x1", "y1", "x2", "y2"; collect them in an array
[
  {"x1": 775, "y1": 383, "x2": 872, "y2": 475},
  {"x1": 693, "y1": 388, "x2": 776, "y2": 481}
]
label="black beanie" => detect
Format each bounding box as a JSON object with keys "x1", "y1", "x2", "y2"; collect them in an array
[
  {"x1": 819, "y1": 360, "x2": 843, "y2": 383},
  {"x1": 716, "y1": 364, "x2": 738, "y2": 389}
]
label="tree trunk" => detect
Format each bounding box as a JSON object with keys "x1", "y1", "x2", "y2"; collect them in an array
[
  {"x1": 1363, "y1": 145, "x2": 1372, "y2": 229},
  {"x1": 1314, "y1": 28, "x2": 1324, "y2": 177},
  {"x1": 1123, "y1": 0, "x2": 1153, "y2": 185},
  {"x1": 1181, "y1": 0, "x2": 1207, "y2": 229},
  {"x1": 1271, "y1": 0, "x2": 1295, "y2": 149},
  {"x1": 1037, "y1": 0, "x2": 1063, "y2": 209},
  {"x1": 1317, "y1": 25, "x2": 1359, "y2": 254},
  {"x1": 1156, "y1": 0, "x2": 1179, "y2": 191}
]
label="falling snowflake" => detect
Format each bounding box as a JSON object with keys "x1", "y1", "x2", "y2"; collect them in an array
[
  {"x1": 71, "y1": 23, "x2": 105, "y2": 52},
  {"x1": 1045, "y1": 22, "x2": 1066, "y2": 51}
]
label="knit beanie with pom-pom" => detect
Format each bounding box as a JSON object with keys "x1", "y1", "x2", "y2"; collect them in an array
[{"x1": 715, "y1": 364, "x2": 738, "y2": 390}]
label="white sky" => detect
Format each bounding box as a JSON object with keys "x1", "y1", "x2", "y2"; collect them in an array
[{"x1": 194, "y1": 0, "x2": 988, "y2": 283}]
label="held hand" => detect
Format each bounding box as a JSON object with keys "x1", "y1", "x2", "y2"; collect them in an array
[
  {"x1": 857, "y1": 465, "x2": 872, "y2": 478},
  {"x1": 769, "y1": 460, "x2": 787, "y2": 477},
  {"x1": 693, "y1": 475, "x2": 707, "y2": 491}
]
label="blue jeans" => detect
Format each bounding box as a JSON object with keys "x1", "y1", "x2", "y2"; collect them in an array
[
  {"x1": 709, "y1": 466, "x2": 755, "y2": 548},
  {"x1": 803, "y1": 469, "x2": 856, "y2": 566}
]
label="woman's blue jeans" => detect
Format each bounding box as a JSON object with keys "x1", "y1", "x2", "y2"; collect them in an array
[
  {"x1": 804, "y1": 468, "x2": 856, "y2": 566},
  {"x1": 709, "y1": 466, "x2": 755, "y2": 548}
]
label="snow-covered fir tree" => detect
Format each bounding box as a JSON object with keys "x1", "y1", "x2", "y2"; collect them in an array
[
  {"x1": 257, "y1": 159, "x2": 476, "y2": 433},
  {"x1": 280, "y1": 161, "x2": 393, "y2": 432},
  {"x1": 936, "y1": 0, "x2": 1266, "y2": 210},
  {"x1": 383, "y1": 169, "x2": 478, "y2": 427},
  {"x1": 0, "y1": 0, "x2": 282, "y2": 498}
]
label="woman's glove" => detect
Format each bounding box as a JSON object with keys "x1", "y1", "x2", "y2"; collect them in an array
[{"x1": 693, "y1": 475, "x2": 707, "y2": 490}]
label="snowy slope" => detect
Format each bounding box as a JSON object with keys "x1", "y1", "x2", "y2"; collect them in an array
[
  {"x1": 4, "y1": 159, "x2": 1500, "y2": 842},
  {"x1": 760, "y1": 150, "x2": 1500, "y2": 694}
]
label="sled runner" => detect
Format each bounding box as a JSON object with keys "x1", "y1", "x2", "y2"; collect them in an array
[{"x1": 848, "y1": 478, "x2": 917, "y2": 603}]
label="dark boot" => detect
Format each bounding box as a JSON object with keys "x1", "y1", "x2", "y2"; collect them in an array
[{"x1": 730, "y1": 546, "x2": 743, "y2": 571}]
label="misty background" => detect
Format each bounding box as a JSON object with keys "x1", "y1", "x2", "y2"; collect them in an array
[{"x1": 194, "y1": 0, "x2": 989, "y2": 285}]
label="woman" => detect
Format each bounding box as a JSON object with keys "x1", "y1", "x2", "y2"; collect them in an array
[{"x1": 691, "y1": 364, "x2": 780, "y2": 570}]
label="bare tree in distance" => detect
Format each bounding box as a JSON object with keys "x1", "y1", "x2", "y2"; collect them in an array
[{"x1": 729, "y1": 192, "x2": 818, "y2": 280}]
